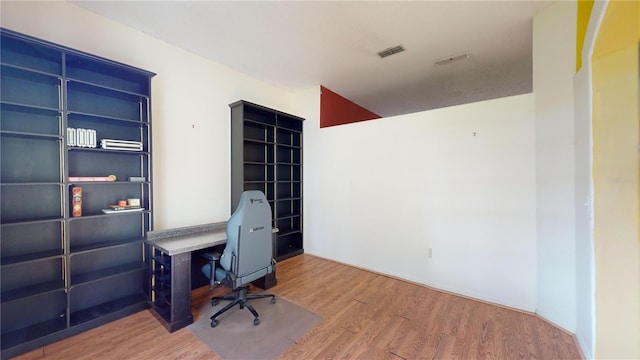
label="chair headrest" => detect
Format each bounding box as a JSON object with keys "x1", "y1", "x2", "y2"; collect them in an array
[{"x1": 236, "y1": 190, "x2": 269, "y2": 212}]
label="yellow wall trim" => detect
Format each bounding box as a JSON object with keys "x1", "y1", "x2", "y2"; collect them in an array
[
  {"x1": 593, "y1": 0, "x2": 640, "y2": 57},
  {"x1": 576, "y1": 0, "x2": 594, "y2": 71}
]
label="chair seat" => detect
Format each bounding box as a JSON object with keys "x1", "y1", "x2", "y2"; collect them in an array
[{"x1": 201, "y1": 251, "x2": 221, "y2": 261}]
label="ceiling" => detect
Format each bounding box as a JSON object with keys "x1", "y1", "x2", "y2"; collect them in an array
[{"x1": 72, "y1": 1, "x2": 551, "y2": 118}]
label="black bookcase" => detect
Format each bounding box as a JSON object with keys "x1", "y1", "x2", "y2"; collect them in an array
[
  {"x1": 230, "y1": 100, "x2": 304, "y2": 262},
  {"x1": 0, "y1": 29, "x2": 154, "y2": 359}
]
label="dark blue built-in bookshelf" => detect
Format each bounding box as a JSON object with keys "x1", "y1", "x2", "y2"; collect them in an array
[{"x1": 0, "y1": 28, "x2": 155, "y2": 359}]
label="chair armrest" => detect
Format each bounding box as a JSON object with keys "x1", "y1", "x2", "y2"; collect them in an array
[{"x1": 200, "y1": 251, "x2": 222, "y2": 287}]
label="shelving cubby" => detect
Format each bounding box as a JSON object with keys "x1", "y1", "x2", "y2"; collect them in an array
[
  {"x1": 150, "y1": 249, "x2": 173, "y2": 324},
  {"x1": 0, "y1": 28, "x2": 154, "y2": 359}
]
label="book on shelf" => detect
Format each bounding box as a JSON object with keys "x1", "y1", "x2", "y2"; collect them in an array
[
  {"x1": 72, "y1": 187, "x2": 82, "y2": 217},
  {"x1": 100, "y1": 139, "x2": 143, "y2": 151},
  {"x1": 67, "y1": 127, "x2": 97, "y2": 148},
  {"x1": 108, "y1": 204, "x2": 141, "y2": 211},
  {"x1": 68, "y1": 176, "x2": 116, "y2": 182},
  {"x1": 102, "y1": 207, "x2": 144, "y2": 214},
  {"x1": 67, "y1": 128, "x2": 76, "y2": 146}
]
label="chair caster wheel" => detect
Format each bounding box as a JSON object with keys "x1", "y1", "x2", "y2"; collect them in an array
[
  {"x1": 240, "y1": 304, "x2": 245, "y2": 309},
  {"x1": 212, "y1": 298, "x2": 218, "y2": 306},
  {"x1": 271, "y1": 297, "x2": 276, "y2": 304},
  {"x1": 211, "y1": 320, "x2": 218, "y2": 328},
  {"x1": 254, "y1": 318, "x2": 260, "y2": 326}
]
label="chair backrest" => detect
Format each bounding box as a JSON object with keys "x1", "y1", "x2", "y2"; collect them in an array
[{"x1": 220, "y1": 190, "x2": 273, "y2": 287}]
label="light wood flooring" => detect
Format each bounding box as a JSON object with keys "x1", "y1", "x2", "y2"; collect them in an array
[{"x1": 15, "y1": 254, "x2": 582, "y2": 359}]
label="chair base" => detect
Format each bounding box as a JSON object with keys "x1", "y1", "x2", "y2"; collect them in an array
[{"x1": 209, "y1": 286, "x2": 276, "y2": 328}]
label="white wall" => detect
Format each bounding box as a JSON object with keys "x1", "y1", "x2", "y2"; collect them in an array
[
  {"x1": 573, "y1": 3, "x2": 607, "y2": 358},
  {"x1": 300, "y1": 92, "x2": 538, "y2": 311},
  {"x1": 532, "y1": 1, "x2": 577, "y2": 332},
  {"x1": 1, "y1": 1, "x2": 297, "y2": 230},
  {"x1": 573, "y1": 66, "x2": 595, "y2": 359}
]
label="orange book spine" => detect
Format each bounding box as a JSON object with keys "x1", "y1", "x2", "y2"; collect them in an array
[{"x1": 72, "y1": 187, "x2": 82, "y2": 217}]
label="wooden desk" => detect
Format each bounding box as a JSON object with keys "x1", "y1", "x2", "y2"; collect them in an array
[
  {"x1": 149, "y1": 228, "x2": 228, "y2": 256},
  {"x1": 145, "y1": 222, "x2": 277, "y2": 332}
]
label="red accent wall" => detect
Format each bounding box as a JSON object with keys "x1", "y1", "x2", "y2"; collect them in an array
[{"x1": 320, "y1": 86, "x2": 381, "y2": 128}]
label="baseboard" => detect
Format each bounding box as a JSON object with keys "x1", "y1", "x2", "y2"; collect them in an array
[
  {"x1": 575, "y1": 332, "x2": 592, "y2": 360},
  {"x1": 303, "y1": 253, "x2": 535, "y2": 315}
]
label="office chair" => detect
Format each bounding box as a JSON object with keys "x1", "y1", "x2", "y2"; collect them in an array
[{"x1": 201, "y1": 190, "x2": 276, "y2": 328}]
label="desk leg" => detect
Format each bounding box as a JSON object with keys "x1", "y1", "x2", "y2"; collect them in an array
[{"x1": 169, "y1": 252, "x2": 193, "y2": 332}]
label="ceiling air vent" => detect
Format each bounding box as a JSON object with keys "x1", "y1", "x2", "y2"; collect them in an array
[
  {"x1": 435, "y1": 52, "x2": 470, "y2": 65},
  {"x1": 378, "y1": 45, "x2": 405, "y2": 58}
]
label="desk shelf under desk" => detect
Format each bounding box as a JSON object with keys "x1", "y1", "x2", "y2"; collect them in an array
[{"x1": 146, "y1": 224, "x2": 227, "y2": 332}]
